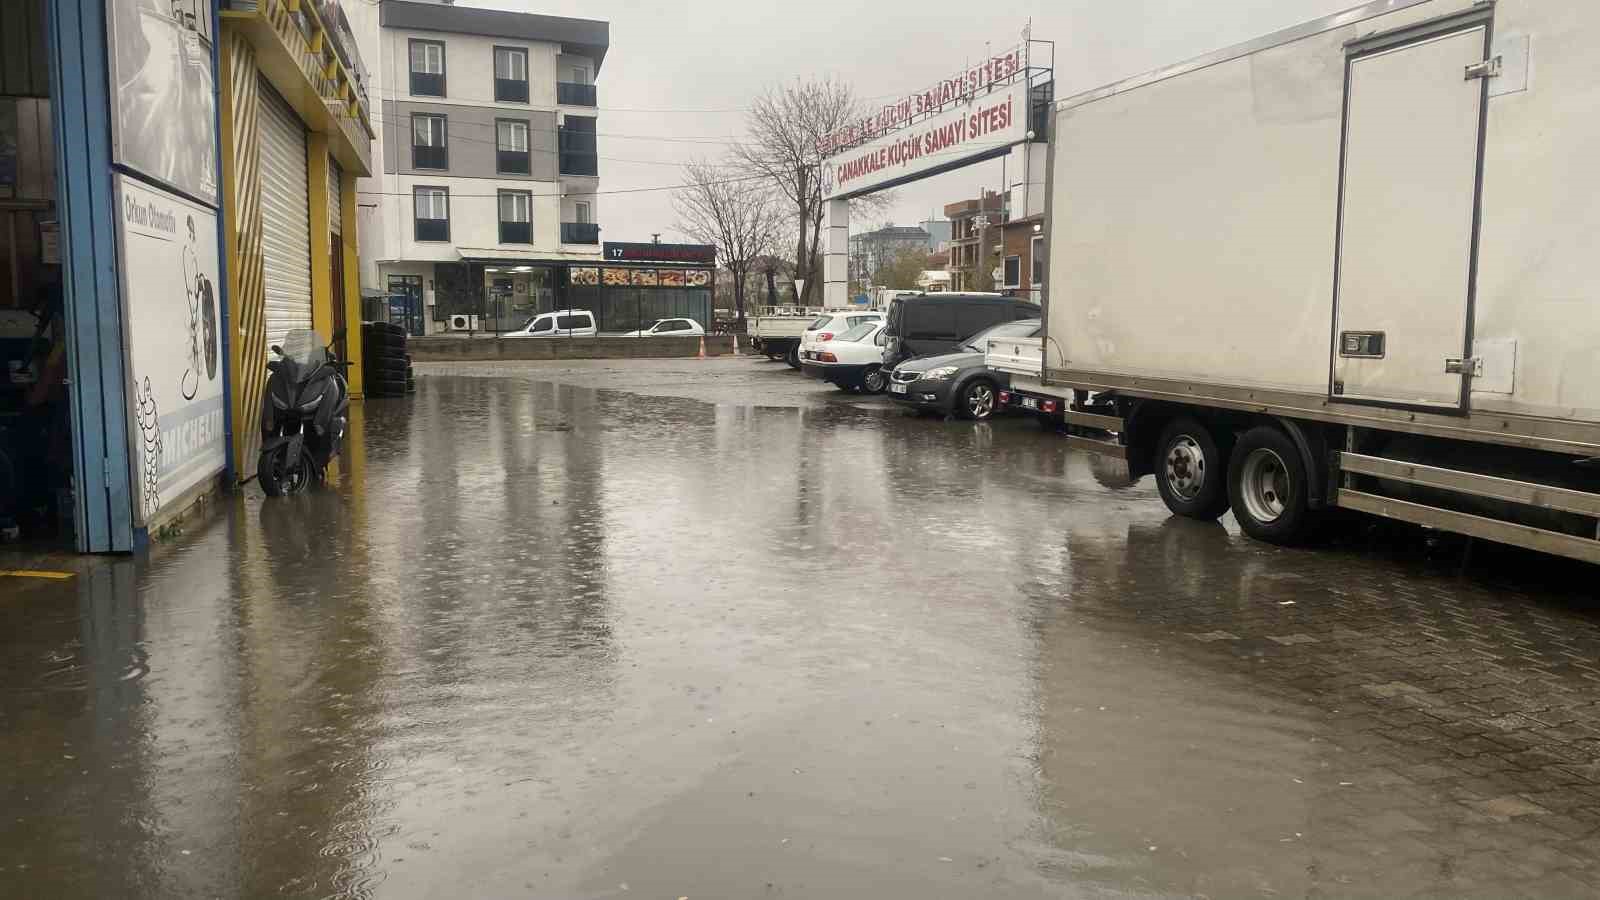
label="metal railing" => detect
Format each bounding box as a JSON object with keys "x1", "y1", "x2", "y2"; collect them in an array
[
  {"x1": 557, "y1": 82, "x2": 597, "y2": 106},
  {"x1": 561, "y1": 222, "x2": 600, "y2": 244}
]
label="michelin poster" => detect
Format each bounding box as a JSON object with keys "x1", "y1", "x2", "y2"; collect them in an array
[
  {"x1": 115, "y1": 175, "x2": 225, "y2": 525},
  {"x1": 108, "y1": 0, "x2": 219, "y2": 206}
]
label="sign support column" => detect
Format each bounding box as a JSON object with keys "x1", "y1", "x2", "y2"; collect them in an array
[{"x1": 823, "y1": 198, "x2": 849, "y2": 308}]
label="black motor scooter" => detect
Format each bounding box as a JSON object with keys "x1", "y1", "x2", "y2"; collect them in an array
[{"x1": 258, "y1": 328, "x2": 350, "y2": 496}]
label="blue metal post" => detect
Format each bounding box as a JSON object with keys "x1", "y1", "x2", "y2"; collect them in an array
[{"x1": 45, "y1": 0, "x2": 136, "y2": 552}]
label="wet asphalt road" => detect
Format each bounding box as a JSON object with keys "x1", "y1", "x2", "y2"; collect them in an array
[{"x1": 5, "y1": 357, "x2": 1600, "y2": 898}]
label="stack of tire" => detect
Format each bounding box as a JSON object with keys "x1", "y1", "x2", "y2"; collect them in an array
[{"x1": 362, "y1": 322, "x2": 414, "y2": 397}]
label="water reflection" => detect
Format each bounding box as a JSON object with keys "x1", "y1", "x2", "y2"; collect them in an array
[{"x1": 9, "y1": 368, "x2": 1599, "y2": 898}]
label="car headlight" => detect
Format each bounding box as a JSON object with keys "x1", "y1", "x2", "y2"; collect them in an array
[{"x1": 923, "y1": 366, "x2": 961, "y2": 382}]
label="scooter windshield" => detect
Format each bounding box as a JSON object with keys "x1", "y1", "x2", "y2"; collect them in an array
[{"x1": 280, "y1": 329, "x2": 329, "y2": 382}]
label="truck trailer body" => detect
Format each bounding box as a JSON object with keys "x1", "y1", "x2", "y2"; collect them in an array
[{"x1": 1025, "y1": 0, "x2": 1600, "y2": 561}]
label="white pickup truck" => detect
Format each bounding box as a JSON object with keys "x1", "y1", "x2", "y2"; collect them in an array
[
  {"x1": 749, "y1": 307, "x2": 819, "y2": 368},
  {"x1": 987, "y1": 336, "x2": 1070, "y2": 419}
]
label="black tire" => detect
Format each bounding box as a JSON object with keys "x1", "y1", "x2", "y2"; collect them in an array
[
  {"x1": 1153, "y1": 417, "x2": 1233, "y2": 520},
  {"x1": 1228, "y1": 425, "x2": 1319, "y2": 545},
  {"x1": 369, "y1": 378, "x2": 407, "y2": 394},
  {"x1": 861, "y1": 364, "x2": 887, "y2": 395},
  {"x1": 367, "y1": 358, "x2": 408, "y2": 375},
  {"x1": 957, "y1": 378, "x2": 998, "y2": 421},
  {"x1": 258, "y1": 444, "x2": 314, "y2": 497},
  {"x1": 365, "y1": 333, "x2": 406, "y2": 352},
  {"x1": 785, "y1": 344, "x2": 801, "y2": 369}
]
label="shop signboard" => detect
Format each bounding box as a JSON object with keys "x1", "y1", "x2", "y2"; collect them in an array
[
  {"x1": 603, "y1": 242, "x2": 716, "y2": 264},
  {"x1": 106, "y1": 0, "x2": 219, "y2": 207},
  {"x1": 114, "y1": 174, "x2": 226, "y2": 525},
  {"x1": 822, "y1": 79, "x2": 1031, "y2": 201}
]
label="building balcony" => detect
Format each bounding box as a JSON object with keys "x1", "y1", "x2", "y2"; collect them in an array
[
  {"x1": 495, "y1": 78, "x2": 529, "y2": 104},
  {"x1": 561, "y1": 222, "x2": 600, "y2": 244},
  {"x1": 559, "y1": 153, "x2": 598, "y2": 177},
  {"x1": 557, "y1": 82, "x2": 598, "y2": 107}
]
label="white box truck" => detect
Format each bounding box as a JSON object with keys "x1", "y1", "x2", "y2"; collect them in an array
[{"x1": 1018, "y1": 0, "x2": 1600, "y2": 562}]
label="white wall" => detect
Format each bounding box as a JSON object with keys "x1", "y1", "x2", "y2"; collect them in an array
[
  {"x1": 383, "y1": 27, "x2": 560, "y2": 111},
  {"x1": 352, "y1": 17, "x2": 603, "y2": 285},
  {"x1": 380, "y1": 173, "x2": 563, "y2": 258}
]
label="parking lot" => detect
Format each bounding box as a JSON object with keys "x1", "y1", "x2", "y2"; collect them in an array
[{"x1": 6, "y1": 356, "x2": 1600, "y2": 898}]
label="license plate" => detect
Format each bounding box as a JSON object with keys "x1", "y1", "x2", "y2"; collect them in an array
[
  {"x1": 889, "y1": 382, "x2": 908, "y2": 395},
  {"x1": 1021, "y1": 397, "x2": 1038, "y2": 410}
]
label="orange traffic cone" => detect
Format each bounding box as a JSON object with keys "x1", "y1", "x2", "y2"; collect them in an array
[{"x1": 697, "y1": 336, "x2": 706, "y2": 359}]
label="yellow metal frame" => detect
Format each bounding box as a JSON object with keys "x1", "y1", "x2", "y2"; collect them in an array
[{"x1": 220, "y1": 0, "x2": 375, "y2": 478}]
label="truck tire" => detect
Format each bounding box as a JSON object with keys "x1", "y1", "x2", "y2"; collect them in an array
[
  {"x1": 1228, "y1": 425, "x2": 1318, "y2": 545},
  {"x1": 786, "y1": 344, "x2": 801, "y2": 369},
  {"x1": 1154, "y1": 417, "x2": 1232, "y2": 520}
]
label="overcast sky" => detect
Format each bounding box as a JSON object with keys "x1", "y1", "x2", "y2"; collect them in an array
[{"x1": 465, "y1": 0, "x2": 1366, "y2": 240}]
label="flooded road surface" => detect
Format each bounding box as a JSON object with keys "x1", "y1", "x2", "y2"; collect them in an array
[{"x1": 5, "y1": 357, "x2": 1600, "y2": 898}]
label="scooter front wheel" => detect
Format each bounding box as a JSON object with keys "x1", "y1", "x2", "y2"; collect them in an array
[{"x1": 258, "y1": 444, "x2": 314, "y2": 497}]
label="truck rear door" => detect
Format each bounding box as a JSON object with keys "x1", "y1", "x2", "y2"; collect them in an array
[{"x1": 1331, "y1": 10, "x2": 1492, "y2": 411}]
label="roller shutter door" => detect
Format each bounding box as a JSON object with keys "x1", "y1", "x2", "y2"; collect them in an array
[{"x1": 257, "y1": 79, "x2": 312, "y2": 356}]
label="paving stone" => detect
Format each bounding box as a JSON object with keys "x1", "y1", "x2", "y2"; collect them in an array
[{"x1": 1464, "y1": 795, "x2": 1551, "y2": 820}]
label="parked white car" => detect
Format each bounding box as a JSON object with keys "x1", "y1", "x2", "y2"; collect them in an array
[
  {"x1": 798, "y1": 310, "x2": 883, "y2": 360},
  {"x1": 622, "y1": 317, "x2": 706, "y2": 337},
  {"x1": 799, "y1": 321, "x2": 890, "y2": 393},
  {"x1": 505, "y1": 309, "x2": 598, "y2": 337}
]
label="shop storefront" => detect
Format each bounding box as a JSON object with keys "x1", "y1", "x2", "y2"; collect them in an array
[
  {"x1": 563, "y1": 242, "x2": 717, "y2": 333},
  {"x1": 420, "y1": 242, "x2": 717, "y2": 335},
  {"x1": 0, "y1": 0, "x2": 373, "y2": 553},
  {"x1": 0, "y1": 0, "x2": 230, "y2": 551},
  {"x1": 218, "y1": 0, "x2": 373, "y2": 480}
]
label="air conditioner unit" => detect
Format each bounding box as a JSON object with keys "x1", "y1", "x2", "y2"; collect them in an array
[{"x1": 448, "y1": 314, "x2": 479, "y2": 332}]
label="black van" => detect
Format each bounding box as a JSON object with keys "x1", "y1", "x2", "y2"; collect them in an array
[{"x1": 881, "y1": 293, "x2": 1040, "y2": 368}]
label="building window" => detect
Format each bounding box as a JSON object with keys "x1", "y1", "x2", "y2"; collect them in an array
[
  {"x1": 1003, "y1": 255, "x2": 1021, "y2": 289},
  {"x1": 494, "y1": 47, "x2": 529, "y2": 103},
  {"x1": 496, "y1": 119, "x2": 530, "y2": 175},
  {"x1": 498, "y1": 190, "x2": 531, "y2": 244},
  {"x1": 409, "y1": 40, "x2": 446, "y2": 97},
  {"x1": 574, "y1": 201, "x2": 591, "y2": 224},
  {"x1": 411, "y1": 114, "x2": 447, "y2": 170},
  {"x1": 1031, "y1": 235, "x2": 1044, "y2": 288},
  {"x1": 414, "y1": 187, "x2": 450, "y2": 242}
]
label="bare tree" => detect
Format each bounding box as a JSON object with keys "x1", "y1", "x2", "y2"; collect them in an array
[
  {"x1": 673, "y1": 159, "x2": 783, "y2": 331},
  {"x1": 735, "y1": 78, "x2": 892, "y2": 307},
  {"x1": 875, "y1": 246, "x2": 930, "y2": 290}
]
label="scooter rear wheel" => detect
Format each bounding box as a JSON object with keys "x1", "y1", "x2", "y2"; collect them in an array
[{"x1": 259, "y1": 445, "x2": 315, "y2": 497}]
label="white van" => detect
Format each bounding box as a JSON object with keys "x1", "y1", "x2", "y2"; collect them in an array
[{"x1": 506, "y1": 309, "x2": 597, "y2": 338}]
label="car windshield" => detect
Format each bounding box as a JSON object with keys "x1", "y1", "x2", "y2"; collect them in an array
[
  {"x1": 807, "y1": 315, "x2": 833, "y2": 330},
  {"x1": 963, "y1": 319, "x2": 1041, "y2": 353},
  {"x1": 836, "y1": 323, "x2": 877, "y2": 342}
]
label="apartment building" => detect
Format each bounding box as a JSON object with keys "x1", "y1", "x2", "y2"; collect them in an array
[
  {"x1": 944, "y1": 192, "x2": 1005, "y2": 293},
  {"x1": 350, "y1": 0, "x2": 608, "y2": 334}
]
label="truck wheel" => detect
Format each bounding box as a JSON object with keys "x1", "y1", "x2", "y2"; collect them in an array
[
  {"x1": 786, "y1": 345, "x2": 801, "y2": 369},
  {"x1": 1228, "y1": 426, "x2": 1317, "y2": 545},
  {"x1": 1154, "y1": 417, "x2": 1232, "y2": 520}
]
